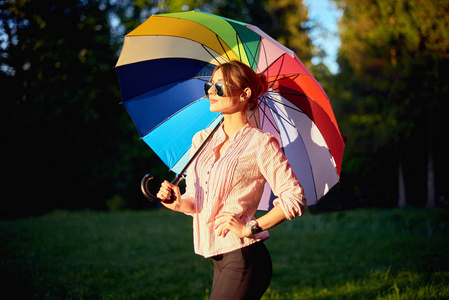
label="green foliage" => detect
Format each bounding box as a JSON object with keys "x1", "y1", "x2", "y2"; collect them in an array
[
  {"x1": 2, "y1": 0, "x2": 166, "y2": 214},
  {"x1": 335, "y1": 0, "x2": 449, "y2": 75},
  {"x1": 329, "y1": 0, "x2": 449, "y2": 206},
  {"x1": 1, "y1": 208, "x2": 448, "y2": 299}
]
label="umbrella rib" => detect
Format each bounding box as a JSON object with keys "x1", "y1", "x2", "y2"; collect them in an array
[
  {"x1": 257, "y1": 96, "x2": 285, "y2": 133},
  {"x1": 262, "y1": 93, "x2": 313, "y2": 129},
  {"x1": 201, "y1": 44, "x2": 226, "y2": 65},
  {"x1": 261, "y1": 55, "x2": 305, "y2": 89},
  {"x1": 251, "y1": 40, "x2": 261, "y2": 70},
  {"x1": 259, "y1": 94, "x2": 309, "y2": 140},
  {"x1": 235, "y1": 32, "x2": 242, "y2": 61},
  {"x1": 258, "y1": 38, "x2": 272, "y2": 78},
  {"x1": 245, "y1": 32, "x2": 261, "y2": 70},
  {"x1": 258, "y1": 51, "x2": 285, "y2": 88},
  {"x1": 267, "y1": 87, "x2": 307, "y2": 99},
  {"x1": 265, "y1": 91, "x2": 306, "y2": 115},
  {"x1": 233, "y1": 28, "x2": 260, "y2": 70},
  {"x1": 267, "y1": 73, "x2": 300, "y2": 83},
  {"x1": 247, "y1": 109, "x2": 259, "y2": 128},
  {"x1": 216, "y1": 34, "x2": 231, "y2": 61}
]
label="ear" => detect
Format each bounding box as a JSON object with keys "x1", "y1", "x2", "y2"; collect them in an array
[{"x1": 240, "y1": 87, "x2": 251, "y2": 101}]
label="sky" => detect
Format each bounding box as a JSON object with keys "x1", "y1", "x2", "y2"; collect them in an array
[{"x1": 305, "y1": 0, "x2": 342, "y2": 74}]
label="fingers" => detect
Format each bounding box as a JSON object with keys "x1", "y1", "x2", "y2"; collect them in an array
[
  {"x1": 214, "y1": 216, "x2": 227, "y2": 237},
  {"x1": 156, "y1": 180, "x2": 175, "y2": 201},
  {"x1": 214, "y1": 212, "x2": 244, "y2": 238},
  {"x1": 215, "y1": 223, "x2": 231, "y2": 237},
  {"x1": 214, "y1": 212, "x2": 236, "y2": 229}
]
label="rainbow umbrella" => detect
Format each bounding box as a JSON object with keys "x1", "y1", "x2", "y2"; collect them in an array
[{"x1": 116, "y1": 11, "x2": 344, "y2": 208}]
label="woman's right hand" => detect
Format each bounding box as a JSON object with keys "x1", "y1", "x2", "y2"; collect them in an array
[
  {"x1": 156, "y1": 180, "x2": 180, "y2": 203},
  {"x1": 156, "y1": 180, "x2": 194, "y2": 213}
]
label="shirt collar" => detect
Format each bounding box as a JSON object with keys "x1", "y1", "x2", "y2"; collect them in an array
[{"x1": 216, "y1": 122, "x2": 252, "y2": 144}]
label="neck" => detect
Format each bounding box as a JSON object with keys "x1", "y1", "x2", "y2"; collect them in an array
[{"x1": 222, "y1": 110, "x2": 248, "y2": 138}]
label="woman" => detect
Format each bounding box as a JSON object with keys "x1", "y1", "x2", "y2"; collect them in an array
[{"x1": 157, "y1": 60, "x2": 306, "y2": 299}]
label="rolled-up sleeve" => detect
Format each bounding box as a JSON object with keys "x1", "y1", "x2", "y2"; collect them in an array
[{"x1": 257, "y1": 136, "x2": 307, "y2": 220}]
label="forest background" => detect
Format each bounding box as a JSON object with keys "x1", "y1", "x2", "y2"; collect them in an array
[{"x1": 2, "y1": 0, "x2": 449, "y2": 217}]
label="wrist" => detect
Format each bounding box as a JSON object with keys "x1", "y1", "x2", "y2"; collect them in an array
[
  {"x1": 246, "y1": 220, "x2": 261, "y2": 236},
  {"x1": 243, "y1": 226, "x2": 252, "y2": 237}
]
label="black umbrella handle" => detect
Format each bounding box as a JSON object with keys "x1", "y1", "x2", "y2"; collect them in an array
[{"x1": 140, "y1": 174, "x2": 184, "y2": 203}]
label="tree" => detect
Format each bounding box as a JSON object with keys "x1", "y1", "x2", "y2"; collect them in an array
[
  {"x1": 332, "y1": 0, "x2": 449, "y2": 206},
  {"x1": 2, "y1": 0, "x2": 141, "y2": 215}
]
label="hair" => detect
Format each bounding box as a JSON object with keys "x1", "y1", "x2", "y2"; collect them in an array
[{"x1": 212, "y1": 60, "x2": 268, "y2": 111}]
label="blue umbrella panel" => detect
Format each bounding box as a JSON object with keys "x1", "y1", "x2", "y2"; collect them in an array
[{"x1": 118, "y1": 59, "x2": 222, "y2": 175}]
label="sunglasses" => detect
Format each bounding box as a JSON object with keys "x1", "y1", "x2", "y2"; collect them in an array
[{"x1": 204, "y1": 82, "x2": 226, "y2": 97}]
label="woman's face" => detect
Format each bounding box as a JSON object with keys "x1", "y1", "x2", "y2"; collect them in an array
[{"x1": 206, "y1": 68, "x2": 244, "y2": 114}]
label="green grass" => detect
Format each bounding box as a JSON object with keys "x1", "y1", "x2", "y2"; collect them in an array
[{"x1": 1, "y1": 208, "x2": 448, "y2": 299}]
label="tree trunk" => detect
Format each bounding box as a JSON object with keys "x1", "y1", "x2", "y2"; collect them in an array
[
  {"x1": 426, "y1": 143, "x2": 436, "y2": 208},
  {"x1": 426, "y1": 105, "x2": 436, "y2": 208},
  {"x1": 398, "y1": 158, "x2": 407, "y2": 207}
]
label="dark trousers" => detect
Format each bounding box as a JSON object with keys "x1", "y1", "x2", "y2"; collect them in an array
[{"x1": 210, "y1": 242, "x2": 272, "y2": 300}]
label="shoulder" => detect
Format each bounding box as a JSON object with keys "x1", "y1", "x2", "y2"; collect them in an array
[
  {"x1": 244, "y1": 126, "x2": 284, "y2": 163},
  {"x1": 247, "y1": 125, "x2": 280, "y2": 147},
  {"x1": 192, "y1": 128, "x2": 213, "y2": 145}
]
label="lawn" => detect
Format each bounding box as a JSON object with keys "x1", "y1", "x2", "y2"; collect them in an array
[{"x1": 1, "y1": 208, "x2": 448, "y2": 299}]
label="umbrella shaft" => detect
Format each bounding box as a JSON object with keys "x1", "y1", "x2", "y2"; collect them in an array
[
  {"x1": 171, "y1": 174, "x2": 184, "y2": 186},
  {"x1": 177, "y1": 118, "x2": 223, "y2": 177}
]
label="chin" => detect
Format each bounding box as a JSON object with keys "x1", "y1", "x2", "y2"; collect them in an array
[{"x1": 209, "y1": 105, "x2": 221, "y2": 113}]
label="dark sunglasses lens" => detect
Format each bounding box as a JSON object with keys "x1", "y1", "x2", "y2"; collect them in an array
[
  {"x1": 204, "y1": 82, "x2": 225, "y2": 97},
  {"x1": 204, "y1": 82, "x2": 212, "y2": 96},
  {"x1": 215, "y1": 83, "x2": 224, "y2": 96}
]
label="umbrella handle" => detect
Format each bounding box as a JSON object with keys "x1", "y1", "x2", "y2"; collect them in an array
[{"x1": 140, "y1": 174, "x2": 184, "y2": 203}]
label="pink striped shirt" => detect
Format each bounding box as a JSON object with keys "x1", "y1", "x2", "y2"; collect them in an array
[{"x1": 183, "y1": 123, "x2": 306, "y2": 258}]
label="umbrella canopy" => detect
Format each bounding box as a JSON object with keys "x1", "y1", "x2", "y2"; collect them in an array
[{"x1": 116, "y1": 11, "x2": 344, "y2": 207}]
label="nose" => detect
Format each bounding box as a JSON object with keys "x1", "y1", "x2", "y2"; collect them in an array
[{"x1": 208, "y1": 84, "x2": 217, "y2": 95}]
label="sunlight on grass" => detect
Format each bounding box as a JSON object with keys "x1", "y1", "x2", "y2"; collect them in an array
[{"x1": 1, "y1": 208, "x2": 448, "y2": 299}]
